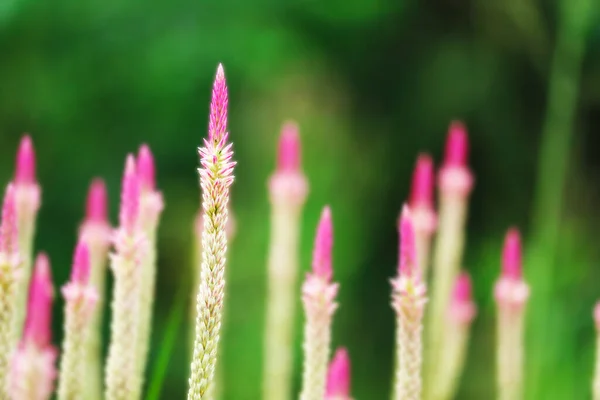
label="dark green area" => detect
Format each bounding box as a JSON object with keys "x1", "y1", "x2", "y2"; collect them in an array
[{"x1": 1, "y1": 0, "x2": 599, "y2": 398}]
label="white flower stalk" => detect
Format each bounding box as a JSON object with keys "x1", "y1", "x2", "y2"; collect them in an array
[
  {"x1": 299, "y1": 207, "x2": 338, "y2": 400},
  {"x1": 9, "y1": 254, "x2": 57, "y2": 400},
  {"x1": 133, "y1": 145, "x2": 164, "y2": 398},
  {"x1": 79, "y1": 179, "x2": 111, "y2": 400},
  {"x1": 105, "y1": 156, "x2": 148, "y2": 400},
  {"x1": 11, "y1": 136, "x2": 41, "y2": 343},
  {"x1": 429, "y1": 272, "x2": 476, "y2": 400},
  {"x1": 593, "y1": 302, "x2": 600, "y2": 400},
  {"x1": 0, "y1": 184, "x2": 22, "y2": 397},
  {"x1": 392, "y1": 206, "x2": 427, "y2": 400},
  {"x1": 58, "y1": 242, "x2": 99, "y2": 400},
  {"x1": 188, "y1": 64, "x2": 236, "y2": 400},
  {"x1": 426, "y1": 122, "x2": 473, "y2": 377},
  {"x1": 263, "y1": 121, "x2": 308, "y2": 400},
  {"x1": 495, "y1": 229, "x2": 529, "y2": 400}
]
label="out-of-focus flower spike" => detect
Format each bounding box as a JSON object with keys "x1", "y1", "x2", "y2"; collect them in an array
[
  {"x1": 71, "y1": 242, "x2": 91, "y2": 285},
  {"x1": 410, "y1": 154, "x2": 435, "y2": 211},
  {"x1": 209, "y1": 63, "x2": 228, "y2": 143},
  {"x1": 119, "y1": 155, "x2": 140, "y2": 234},
  {"x1": 23, "y1": 254, "x2": 54, "y2": 348},
  {"x1": 86, "y1": 179, "x2": 108, "y2": 224},
  {"x1": 15, "y1": 135, "x2": 36, "y2": 185},
  {"x1": 443, "y1": 122, "x2": 469, "y2": 168},
  {"x1": 325, "y1": 348, "x2": 351, "y2": 399},
  {"x1": 277, "y1": 122, "x2": 301, "y2": 172},
  {"x1": 312, "y1": 207, "x2": 333, "y2": 281},
  {"x1": 501, "y1": 228, "x2": 522, "y2": 280},
  {"x1": 137, "y1": 145, "x2": 156, "y2": 192},
  {"x1": 398, "y1": 205, "x2": 418, "y2": 278},
  {"x1": 0, "y1": 184, "x2": 18, "y2": 256}
]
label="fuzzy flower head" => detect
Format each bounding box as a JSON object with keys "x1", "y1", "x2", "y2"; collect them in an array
[
  {"x1": 23, "y1": 253, "x2": 54, "y2": 348},
  {"x1": 86, "y1": 179, "x2": 108, "y2": 224},
  {"x1": 0, "y1": 183, "x2": 19, "y2": 257},
  {"x1": 277, "y1": 122, "x2": 301, "y2": 173},
  {"x1": 137, "y1": 144, "x2": 164, "y2": 232},
  {"x1": 119, "y1": 155, "x2": 141, "y2": 235},
  {"x1": 494, "y1": 228, "x2": 529, "y2": 308},
  {"x1": 409, "y1": 154, "x2": 437, "y2": 235},
  {"x1": 70, "y1": 242, "x2": 91, "y2": 285},
  {"x1": 62, "y1": 241, "x2": 98, "y2": 312},
  {"x1": 448, "y1": 272, "x2": 477, "y2": 324},
  {"x1": 312, "y1": 207, "x2": 333, "y2": 282},
  {"x1": 326, "y1": 347, "x2": 351, "y2": 398},
  {"x1": 137, "y1": 144, "x2": 156, "y2": 192},
  {"x1": 209, "y1": 64, "x2": 229, "y2": 145},
  {"x1": 439, "y1": 121, "x2": 474, "y2": 196},
  {"x1": 269, "y1": 121, "x2": 308, "y2": 206},
  {"x1": 398, "y1": 205, "x2": 418, "y2": 278},
  {"x1": 15, "y1": 135, "x2": 36, "y2": 185}
]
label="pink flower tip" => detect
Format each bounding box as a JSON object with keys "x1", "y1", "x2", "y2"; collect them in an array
[
  {"x1": 15, "y1": 135, "x2": 36, "y2": 185},
  {"x1": 501, "y1": 228, "x2": 522, "y2": 280},
  {"x1": 443, "y1": 121, "x2": 469, "y2": 168},
  {"x1": 119, "y1": 155, "x2": 140, "y2": 233},
  {"x1": 453, "y1": 272, "x2": 473, "y2": 303},
  {"x1": 24, "y1": 253, "x2": 54, "y2": 347},
  {"x1": 85, "y1": 178, "x2": 108, "y2": 223},
  {"x1": 137, "y1": 144, "x2": 156, "y2": 191},
  {"x1": 398, "y1": 205, "x2": 418, "y2": 277},
  {"x1": 326, "y1": 347, "x2": 351, "y2": 397},
  {"x1": 209, "y1": 63, "x2": 228, "y2": 143},
  {"x1": 71, "y1": 241, "x2": 91, "y2": 284},
  {"x1": 0, "y1": 183, "x2": 18, "y2": 255},
  {"x1": 594, "y1": 302, "x2": 600, "y2": 330},
  {"x1": 312, "y1": 206, "x2": 333, "y2": 281},
  {"x1": 276, "y1": 121, "x2": 301, "y2": 173},
  {"x1": 409, "y1": 153, "x2": 435, "y2": 210}
]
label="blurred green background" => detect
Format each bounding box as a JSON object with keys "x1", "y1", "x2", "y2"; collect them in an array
[{"x1": 1, "y1": 0, "x2": 600, "y2": 398}]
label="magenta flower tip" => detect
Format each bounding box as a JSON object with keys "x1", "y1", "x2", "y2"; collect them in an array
[
  {"x1": 326, "y1": 347, "x2": 351, "y2": 397},
  {"x1": 594, "y1": 302, "x2": 600, "y2": 329},
  {"x1": 398, "y1": 205, "x2": 417, "y2": 277},
  {"x1": 86, "y1": 178, "x2": 108, "y2": 223},
  {"x1": 71, "y1": 241, "x2": 91, "y2": 284},
  {"x1": 15, "y1": 134, "x2": 36, "y2": 185},
  {"x1": 209, "y1": 63, "x2": 229, "y2": 143},
  {"x1": 501, "y1": 228, "x2": 522, "y2": 280},
  {"x1": 137, "y1": 144, "x2": 156, "y2": 191},
  {"x1": 0, "y1": 183, "x2": 18, "y2": 255},
  {"x1": 276, "y1": 121, "x2": 301, "y2": 173},
  {"x1": 119, "y1": 155, "x2": 140, "y2": 232},
  {"x1": 409, "y1": 153, "x2": 435, "y2": 210},
  {"x1": 453, "y1": 272, "x2": 473, "y2": 303},
  {"x1": 24, "y1": 253, "x2": 54, "y2": 347},
  {"x1": 443, "y1": 121, "x2": 469, "y2": 168},
  {"x1": 312, "y1": 206, "x2": 333, "y2": 281}
]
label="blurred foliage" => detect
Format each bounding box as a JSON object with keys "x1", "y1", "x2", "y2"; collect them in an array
[{"x1": 1, "y1": 0, "x2": 600, "y2": 398}]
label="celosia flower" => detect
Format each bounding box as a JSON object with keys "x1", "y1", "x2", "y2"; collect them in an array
[
  {"x1": 58, "y1": 242, "x2": 99, "y2": 400},
  {"x1": 391, "y1": 205, "x2": 427, "y2": 400},
  {"x1": 9, "y1": 253, "x2": 57, "y2": 400},
  {"x1": 300, "y1": 206, "x2": 338, "y2": 400},
  {"x1": 263, "y1": 121, "x2": 309, "y2": 400},
  {"x1": 188, "y1": 64, "x2": 236, "y2": 400},
  {"x1": 325, "y1": 347, "x2": 351, "y2": 400},
  {"x1": 494, "y1": 228, "x2": 529, "y2": 400}
]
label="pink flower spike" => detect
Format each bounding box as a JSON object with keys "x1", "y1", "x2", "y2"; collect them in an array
[
  {"x1": 0, "y1": 183, "x2": 18, "y2": 255},
  {"x1": 137, "y1": 144, "x2": 156, "y2": 191},
  {"x1": 277, "y1": 122, "x2": 301, "y2": 173},
  {"x1": 443, "y1": 121, "x2": 469, "y2": 168},
  {"x1": 398, "y1": 205, "x2": 417, "y2": 277},
  {"x1": 24, "y1": 253, "x2": 54, "y2": 347},
  {"x1": 86, "y1": 179, "x2": 108, "y2": 224},
  {"x1": 71, "y1": 241, "x2": 91, "y2": 285},
  {"x1": 409, "y1": 153, "x2": 435, "y2": 210},
  {"x1": 119, "y1": 155, "x2": 140, "y2": 233},
  {"x1": 312, "y1": 206, "x2": 333, "y2": 281},
  {"x1": 209, "y1": 63, "x2": 228, "y2": 143},
  {"x1": 15, "y1": 135, "x2": 36, "y2": 185},
  {"x1": 453, "y1": 272, "x2": 472, "y2": 303},
  {"x1": 501, "y1": 228, "x2": 522, "y2": 280},
  {"x1": 594, "y1": 302, "x2": 600, "y2": 330},
  {"x1": 326, "y1": 347, "x2": 351, "y2": 397}
]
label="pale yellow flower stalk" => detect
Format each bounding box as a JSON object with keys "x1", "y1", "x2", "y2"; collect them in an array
[
  {"x1": 79, "y1": 179, "x2": 111, "y2": 400},
  {"x1": 429, "y1": 272, "x2": 476, "y2": 400},
  {"x1": 0, "y1": 184, "x2": 22, "y2": 397},
  {"x1": 188, "y1": 64, "x2": 236, "y2": 400},
  {"x1": 592, "y1": 302, "x2": 600, "y2": 400},
  {"x1": 11, "y1": 136, "x2": 41, "y2": 343},
  {"x1": 426, "y1": 122, "x2": 473, "y2": 378},
  {"x1": 392, "y1": 206, "x2": 427, "y2": 400},
  {"x1": 58, "y1": 242, "x2": 99, "y2": 400},
  {"x1": 495, "y1": 229, "x2": 529, "y2": 400},
  {"x1": 263, "y1": 121, "x2": 309, "y2": 400}
]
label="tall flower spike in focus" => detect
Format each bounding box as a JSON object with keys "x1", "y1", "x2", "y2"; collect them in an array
[
  {"x1": 325, "y1": 347, "x2": 352, "y2": 400},
  {"x1": 9, "y1": 254, "x2": 57, "y2": 400},
  {"x1": 188, "y1": 64, "x2": 236, "y2": 400},
  {"x1": 106, "y1": 156, "x2": 148, "y2": 400},
  {"x1": 12, "y1": 135, "x2": 42, "y2": 342},
  {"x1": 391, "y1": 205, "x2": 427, "y2": 400},
  {"x1": 263, "y1": 121, "x2": 309, "y2": 400},
  {"x1": 133, "y1": 144, "x2": 164, "y2": 399},
  {"x1": 408, "y1": 154, "x2": 437, "y2": 278},
  {"x1": 426, "y1": 121, "x2": 474, "y2": 386},
  {"x1": 494, "y1": 228, "x2": 529, "y2": 400},
  {"x1": 80, "y1": 179, "x2": 111, "y2": 400},
  {"x1": 430, "y1": 272, "x2": 477, "y2": 400},
  {"x1": 592, "y1": 302, "x2": 600, "y2": 400},
  {"x1": 58, "y1": 241, "x2": 99, "y2": 400},
  {"x1": 0, "y1": 184, "x2": 22, "y2": 397},
  {"x1": 299, "y1": 207, "x2": 338, "y2": 400}
]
